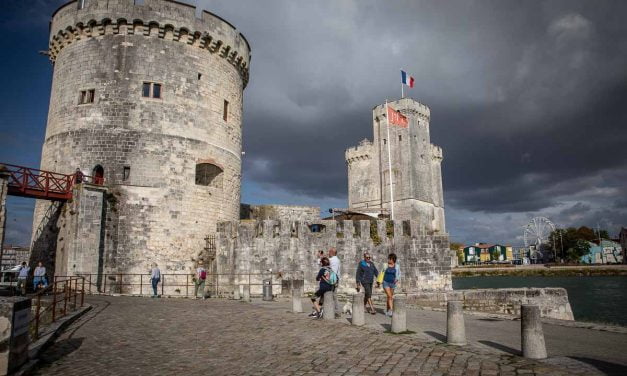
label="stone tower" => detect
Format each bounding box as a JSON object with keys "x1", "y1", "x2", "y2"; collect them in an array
[
  {"x1": 345, "y1": 98, "x2": 445, "y2": 232},
  {"x1": 32, "y1": 0, "x2": 250, "y2": 277}
]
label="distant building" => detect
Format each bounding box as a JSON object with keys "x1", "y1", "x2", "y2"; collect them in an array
[
  {"x1": 1, "y1": 245, "x2": 30, "y2": 270},
  {"x1": 462, "y1": 243, "x2": 511, "y2": 264},
  {"x1": 619, "y1": 228, "x2": 627, "y2": 264},
  {"x1": 581, "y1": 240, "x2": 623, "y2": 264}
]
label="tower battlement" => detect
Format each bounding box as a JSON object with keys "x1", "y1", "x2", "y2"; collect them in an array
[
  {"x1": 430, "y1": 144, "x2": 443, "y2": 160},
  {"x1": 373, "y1": 97, "x2": 431, "y2": 121},
  {"x1": 50, "y1": 0, "x2": 251, "y2": 85},
  {"x1": 345, "y1": 139, "x2": 373, "y2": 165}
]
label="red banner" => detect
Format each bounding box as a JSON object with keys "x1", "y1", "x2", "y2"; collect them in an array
[{"x1": 387, "y1": 106, "x2": 408, "y2": 127}]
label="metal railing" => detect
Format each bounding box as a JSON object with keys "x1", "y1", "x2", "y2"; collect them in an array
[
  {"x1": 74, "y1": 272, "x2": 300, "y2": 297},
  {"x1": 31, "y1": 276, "x2": 85, "y2": 339}
]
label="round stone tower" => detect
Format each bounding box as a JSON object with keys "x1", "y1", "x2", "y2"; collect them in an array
[{"x1": 34, "y1": 0, "x2": 250, "y2": 275}]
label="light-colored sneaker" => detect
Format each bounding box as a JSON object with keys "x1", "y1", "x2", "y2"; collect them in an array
[{"x1": 386, "y1": 310, "x2": 393, "y2": 317}]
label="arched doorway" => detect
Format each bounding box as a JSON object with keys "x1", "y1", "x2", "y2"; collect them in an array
[{"x1": 92, "y1": 165, "x2": 104, "y2": 185}]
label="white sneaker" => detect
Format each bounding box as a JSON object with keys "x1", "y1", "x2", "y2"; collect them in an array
[{"x1": 386, "y1": 310, "x2": 393, "y2": 317}]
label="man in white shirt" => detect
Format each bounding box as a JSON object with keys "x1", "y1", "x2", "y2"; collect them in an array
[
  {"x1": 17, "y1": 262, "x2": 30, "y2": 295},
  {"x1": 328, "y1": 248, "x2": 341, "y2": 318}
]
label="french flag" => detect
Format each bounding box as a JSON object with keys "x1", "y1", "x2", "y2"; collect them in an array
[{"x1": 401, "y1": 70, "x2": 414, "y2": 88}]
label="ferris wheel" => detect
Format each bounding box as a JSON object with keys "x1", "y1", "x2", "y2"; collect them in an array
[{"x1": 523, "y1": 216, "x2": 555, "y2": 248}]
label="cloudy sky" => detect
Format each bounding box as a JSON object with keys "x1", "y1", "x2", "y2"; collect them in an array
[{"x1": 1, "y1": 0, "x2": 626, "y2": 247}]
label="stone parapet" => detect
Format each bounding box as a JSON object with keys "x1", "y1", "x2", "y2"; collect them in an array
[
  {"x1": 49, "y1": 0, "x2": 250, "y2": 85},
  {"x1": 405, "y1": 287, "x2": 575, "y2": 321}
]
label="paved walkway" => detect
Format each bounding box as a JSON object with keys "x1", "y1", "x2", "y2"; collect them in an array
[{"x1": 34, "y1": 296, "x2": 616, "y2": 375}]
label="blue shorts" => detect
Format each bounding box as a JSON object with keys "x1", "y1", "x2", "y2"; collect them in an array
[{"x1": 383, "y1": 281, "x2": 396, "y2": 290}]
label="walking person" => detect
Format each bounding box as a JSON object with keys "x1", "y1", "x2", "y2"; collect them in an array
[
  {"x1": 328, "y1": 247, "x2": 341, "y2": 318},
  {"x1": 150, "y1": 263, "x2": 161, "y2": 298},
  {"x1": 382, "y1": 253, "x2": 401, "y2": 317},
  {"x1": 308, "y1": 257, "x2": 337, "y2": 319},
  {"x1": 33, "y1": 261, "x2": 48, "y2": 292},
  {"x1": 16, "y1": 262, "x2": 30, "y2": 296},
  {"x1": 193, "y1": 262, "x2": 207, "y2": 299},
  {"x1": 355, "y1": 252, "x2": 379, "y2": 314}
]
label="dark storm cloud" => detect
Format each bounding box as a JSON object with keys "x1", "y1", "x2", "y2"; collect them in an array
[{"x1": 2, "y1": 0, "x2": 626, "y2": 245}]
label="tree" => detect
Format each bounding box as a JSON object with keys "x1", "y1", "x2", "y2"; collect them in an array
[
  {"x1": 548, "y1": 227, "x2": 593, "y2": 262},
  {"x1": 450, "y1": 242, "x2": 465, "y2": 264}
]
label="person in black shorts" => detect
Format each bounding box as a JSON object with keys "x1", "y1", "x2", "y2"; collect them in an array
[
  {"x1": 309, "y1": 257, "x2": 334, "y2": 319},
  {"x1": 356, "y1": 252, "x2": 379, "y2": 314}
]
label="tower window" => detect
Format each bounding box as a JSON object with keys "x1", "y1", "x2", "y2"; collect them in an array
[
  {"x1": 195, "y1": 163, "x2": 223, "y2": 188},
  {"x1": 223, "y1": 100, "x2": 229, "y2": 121},
  {"x1": 383, "y1": 139, "x2": 387, "y2": 145},
  {"x1": 142, "y1": 82, "x2": 162, "y2": 99},
  {"x1": 198, "y1": 73, "x2": 202, "y2": 80},
  {"x1": 79, "y1": 89, "x2": 95, "y2": 104},
  {"x1": 123, "y1": 166, "x2": 131, "y2": 181},
  {"x1": 398, "y1": 135, "x2": 402, "y2": 141}
]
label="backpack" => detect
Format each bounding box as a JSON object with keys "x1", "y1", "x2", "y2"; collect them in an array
[
  {"x1": 322, "y1": 267, "x2": 338, "y2": 286},
  {"x1": 199, "y1": 269, "x2": 207, "y2": 280}
]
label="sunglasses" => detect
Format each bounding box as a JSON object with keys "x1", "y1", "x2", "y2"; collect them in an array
[{"x1": 365, "y1": 256, "x2": 371, "y2": 259}]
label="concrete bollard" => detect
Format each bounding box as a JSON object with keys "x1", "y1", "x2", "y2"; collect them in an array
[
  {"x1": 352, "y1": 292, "x2": 365, "y2": 326},
  {"x1": 233, "y1": 285, "x2": 240, "y2": 300},
  {"x1": 446, "y1": 301, "x2": 466, "y2": 345},
  {"x1": 323, "y1": 290, "x2": 335, "y2": 320},
  {"x1": 292, "y1": 287, "x2": 303, "y2": 313},
  {"x1": 521, "y1": 304, "x2": 547, "y2": 359},
  {"x1": 391, "y1": 295, "x2": 407, "y2": 333},
  {"x1": 242, "y1": 285, "x2": 251, "y2": 302}
]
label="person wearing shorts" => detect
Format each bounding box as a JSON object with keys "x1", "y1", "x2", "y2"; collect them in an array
[
  {"x1": 309, "y1": 257, "x2": 334, "y2": 319},
  {"x1": 355, "y1": 252, "x2": 379, "y2": 314},
  {"x1": 383, "y1": 253, "x2": 401, "y2": 317}
]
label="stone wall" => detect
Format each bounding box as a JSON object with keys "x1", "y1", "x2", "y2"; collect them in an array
[
  {"x1": 240, "y1": 204, "x2": 320, "y2": 222},
  {"x1": 216, "y1": 219, "x2": 452, "y2": 294},
  {"x1": 34, "y1": 0, "x2": 250, "y2": 277},
  {"x1": 404, "y1": 288, "x2": 574, "y2": 321}
]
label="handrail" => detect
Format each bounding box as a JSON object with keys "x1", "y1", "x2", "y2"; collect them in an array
[
  {"x1": 30, "y1": 276, "x2": 85, "y2": 340},
  {"x1": 66, "y1": 272, "x2": 302, "y2": 297}
]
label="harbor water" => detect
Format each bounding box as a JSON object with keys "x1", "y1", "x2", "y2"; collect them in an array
[{"x1": 453, "y1": 275, "x2": 627, "y2": 327}]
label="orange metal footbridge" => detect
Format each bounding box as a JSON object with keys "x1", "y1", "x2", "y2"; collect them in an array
[{"x1": 1, "y1": 163, "x2": 103, "y2": 201}]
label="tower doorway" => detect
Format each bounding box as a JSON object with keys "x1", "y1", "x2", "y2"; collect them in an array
[{"x1": 92, "y1": 165, "x2": 104, "y2": 185}]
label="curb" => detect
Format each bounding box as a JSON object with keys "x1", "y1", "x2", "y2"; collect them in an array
[{"x1": 13, "y1": 304, "x2": 93, "y2": 376}]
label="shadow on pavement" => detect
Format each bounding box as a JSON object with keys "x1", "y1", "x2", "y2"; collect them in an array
[
  {"x1": 424, "y1": 330, "x2": 446, "y2": 342},
  {"x1": 569, "y1": 356, "x2": 627, "y2": 376},
  {"x1": 380, "y1": 323, "x2": 391, "y2": 331},
  {"x1": 38, "y1": 337, "x2": 85, "y2": 363},
  {"x1": 478, "y1": 340, "x2": 520, "y2": 355}
]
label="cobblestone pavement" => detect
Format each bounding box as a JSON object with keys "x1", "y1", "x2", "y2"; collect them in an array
[{"x1": 35, "y1": 296, "x2": 596, "y2": 375}]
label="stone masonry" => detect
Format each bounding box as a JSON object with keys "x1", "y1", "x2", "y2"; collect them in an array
[
  {"x1": 346, "y1": 98, "x2": 445, "y2": 233},
  {"x1": 216, "y1": 219, "x2": 452, "y2": 294},
  {"x1": 32, "y1": 0, "x2": 250, "y2": 278}
]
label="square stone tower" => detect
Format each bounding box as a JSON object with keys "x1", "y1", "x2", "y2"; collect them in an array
[{"x1": 345, "y1": 98, "x2": 445, "y2": 232}]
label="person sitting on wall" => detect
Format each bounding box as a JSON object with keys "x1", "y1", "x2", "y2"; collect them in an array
[
  {"x1": 16, "y1": 262, "x2": 30, "y2": 296},
  {"x1": 308, "y1": 257, "x2": 337, "y2": 319},
  {"x1": 356, "y1": 252, "x2": 379, "y2": 315},
  {"x1": 33, "y1": 261, "x2": 47, "y2": 292}
]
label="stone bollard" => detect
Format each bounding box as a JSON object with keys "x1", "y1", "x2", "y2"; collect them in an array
[
  {"x1": 446, "y1": 301, "x2": 466, "y2": 345},
  {"x1": 391, "y1": 295, "x2": 407, "y2": 333},
  {"x1": 292, "y1": 287, "x2": 303, "y2": 313},
  {"x1": 521, "y1": 304, "x2": 547, "y2": 359},
  {"x1": 352, "y1": 292, "x2": 365, "y2": 326},
  {"x1": 233, "y1": 285, "x2": 240, "y2": 300},
  {"x1": 242, "y1": 285, "x2": 251, "y2": 302},
  {"x1": 323, "y1": 290, "x2": 335, "y2": 320}
]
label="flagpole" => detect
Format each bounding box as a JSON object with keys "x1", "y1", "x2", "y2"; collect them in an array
[
  {"x1": 401, "y1": 83, "x2": 404, "y2": 99},
  {"x1": 385, "y1": 100, "x2": 395, "y2": 221}
]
